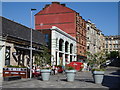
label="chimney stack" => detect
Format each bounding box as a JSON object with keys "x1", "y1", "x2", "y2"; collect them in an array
[{"x1": 52, "y1": 2, "x2": 60, "y2": 4}]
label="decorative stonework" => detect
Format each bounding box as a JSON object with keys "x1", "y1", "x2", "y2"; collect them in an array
[{"x1": 51, "y1": 26, "x2": 77, "y2": 66}]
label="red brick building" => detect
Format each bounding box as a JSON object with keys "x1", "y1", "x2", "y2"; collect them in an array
[{"x1": 35, "y1": 2, "x2": 86, "y2": 60}]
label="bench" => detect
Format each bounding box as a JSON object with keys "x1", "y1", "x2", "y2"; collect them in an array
[{"x1": 4, "y1": 76, "x2": 21, "y2": 81}]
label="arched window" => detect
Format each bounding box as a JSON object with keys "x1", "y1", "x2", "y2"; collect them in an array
[
  {"x1": 70, "y1": 44, "x2": 73, "y2": 54},
  {"x1": 59, "y1": 39, "x2": 64, "y2": 51},
  {"x1": 65, "y1": 41, "x2": 69, "y2": 52}
]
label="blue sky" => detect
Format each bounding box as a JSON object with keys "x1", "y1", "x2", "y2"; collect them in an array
[{"x1": 2, "y1": 2, "x2": 118, "y2": 36}]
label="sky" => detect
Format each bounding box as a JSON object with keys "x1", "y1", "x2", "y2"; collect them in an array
[{"x1": 2, "y1": 2, "x2": 118, "y2": 36}]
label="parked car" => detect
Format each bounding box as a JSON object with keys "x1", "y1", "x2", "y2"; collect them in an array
[
  {"x1": 106, "y1": 60, "x2": 111, "y2": 65},
  {"x1": 101, "y1": 60, "x2": 112, "y2": 68}
]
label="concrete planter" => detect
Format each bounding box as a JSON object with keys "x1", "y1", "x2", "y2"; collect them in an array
[
  {"x1": 65, "y1": 70, "x2": 76, "y2": 82},
  {"x1": 41, "y1": 69, "x2": 51, "y2": 81},
  {"x1": 93, "y1": 71, "x2": 105, "y2": 84}
]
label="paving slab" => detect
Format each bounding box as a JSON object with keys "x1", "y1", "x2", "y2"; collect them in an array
[
  {"x1": 2, "y1": 72, "x2": 107, "y2": 88},
  {"x1": 2, "y1": 66, "x2": 120, "y2": 88}
]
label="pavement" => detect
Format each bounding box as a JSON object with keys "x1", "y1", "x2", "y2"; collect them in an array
[
  {"x1": 102, "y1": 66, "x2": 120, "y2": 88},
  {"x1": 0, "y1": 77, "x2": 3, "y2": 90},
  {"x1": 1, "y1": 66, "x2": 120, "y2": 89}
]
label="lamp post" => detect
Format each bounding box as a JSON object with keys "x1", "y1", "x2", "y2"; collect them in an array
[{"x1": 30, "y1": 8, "x2": 36, "y2": 79}]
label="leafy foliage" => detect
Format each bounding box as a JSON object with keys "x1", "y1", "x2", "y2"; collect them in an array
[
  {"x1": 65, "y1": 65, "x2": 75, "y2": 70},
  {"x1": 6, "y1": 65, "x2": 27, "y2": 68},
  {"x1": 41, "y1": 67, "x2": 51, "y2": 69},
  {"x1": 34, "y1": 45, "x2": 51, "y2": 67},
  {"x1": 57, "y1": 65, "x2": 62, "y2": 67},
  {"x1": 92, "y1": 68, "x2": 105, "y2": 71},
  {"x1": 86, "y1": 50, "x2": 107, "y2": 69},
  {"x1": 106, "y1": 51, "x2": 119, "y2": 59}
]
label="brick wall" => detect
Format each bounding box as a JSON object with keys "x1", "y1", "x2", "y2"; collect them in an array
[{"x1": 35, "y1": 2, "x2": 86, "y2": 60}]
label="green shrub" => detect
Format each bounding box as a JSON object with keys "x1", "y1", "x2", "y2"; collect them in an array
[
  {"x1": 41, "y1": 67, "x2": 51, "y2": 69},
  {"x1": 6, "y1": 65, "x2": 27, "y2": 68},
  {"x1": 92, "y1": 68, "x2": 105, "y2": 71},
  {"x1": 66, "y1": 66, "x2": 75, "y2": 70},
  {"x1": 57, "y1": 65, "x2": 62, "y2": 67},
  {"x1": 85, "y1": 50, "x2": 107, "y2": 70}
]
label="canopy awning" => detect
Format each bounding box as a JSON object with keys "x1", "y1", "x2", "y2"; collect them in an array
[{"x1": 14, "y1": 45, "x2": 43, "y2": 52}]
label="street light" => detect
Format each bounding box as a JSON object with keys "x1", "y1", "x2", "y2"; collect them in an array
[{"x1": 30, "y1": 8, "x2": 36, "y2": 79}]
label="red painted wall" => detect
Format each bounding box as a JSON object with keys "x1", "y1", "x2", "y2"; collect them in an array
[
  {"x1": 36, "y1": 2, "x2": 74, "y2": 15},
  {"x1": 35, "y1": 13, "x2": 75, "y2": 25},
  {"x1": 35, "y1": 2, "x2": 86, "y2": 58},
  {"x1": 35, "y1": 3, "x2": 76, "y2": 37},
  {"x1": 35, "y1": 13, "x2": 76, "y2": 36}
]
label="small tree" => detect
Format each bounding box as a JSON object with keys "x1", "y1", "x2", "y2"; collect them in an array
[
  {"x1": 86, "y1": 50, "x2": 107, "y2": 70},
  {"x1": 108, "y1": 51, "x2": 119, "y2": 60},
  {"x1": 34, "y1": 45, "x2": 51, "y2": 67}
]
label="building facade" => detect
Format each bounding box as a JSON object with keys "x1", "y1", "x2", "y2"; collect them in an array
[
  {"x1": 38, "y1": 26, "x2": 77, "y2": 66},
  {"x1": 51, "y1": 26, "x2": 77, "y2": 66},
  {"x1": 86, "y1": 20, "x2": 105, "y2": 54},
  {"x1": 104, "y1": 35, "x2": 120, "y2": 52},
  {"x1": 0, "y1": 17, "x2": 46, "y2": 77},
  {"x1": 35, "y1": 2, "x2": 86, "y2": 61}
]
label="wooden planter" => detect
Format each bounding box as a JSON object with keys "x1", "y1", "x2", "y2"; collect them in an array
[{"x1": 3, "y1": 67, "x2": 29, "y2": 78}]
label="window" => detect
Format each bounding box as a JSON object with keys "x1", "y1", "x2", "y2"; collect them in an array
[
  {"x1": 87, "y1": 46, "x2": 89, "y2": 50},
  {"x1": 70, "y1": 44, "x2": 73, "y2": 54},
  {"x1": 106, "y1": 44, "x2": 108, "y2": 48},
  {"x1": 80, "y1": 46, "x2": 81, "y2": 49},
  {"x1": 87, "y1": 37, "x2": 89, "y2": 40},
  {"x1": 45, "y1": 34, "x2": 49, "y2": 43},
  {"x1": 70, "y1": 55, "x2": 72, "y2": 62},
  {"x1": 109, "y1": 39, "x2": 112, "y2": 44},
  {"x1": 110, "y1": 45, "x2": 112, "y2": 49},
  {"x1": 5, "y1": 46, "x2": 11, "y2": 65},
  {"x1": 87, "y1": 27, "x2": 90, "y2": 30},
  {"x1": 115, "y1": 40, "x2": 118, "y2": 44},
  {"x1": 65, "y1": 41, "x2": 69, "y2": 52},
  {"x1": 106, "y1": 40, "x2": 108, "y2": 44},
  {"x1": 59, "y1": 39, "x2": 64, "y2": 51},
  {"x1": 114, "y1": 45, "x2": 118, "y2": 48}
]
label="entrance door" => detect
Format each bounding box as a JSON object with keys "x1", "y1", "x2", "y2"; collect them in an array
[{"x1": 59, "y1": 53, "x2": 63, "y2": 65}]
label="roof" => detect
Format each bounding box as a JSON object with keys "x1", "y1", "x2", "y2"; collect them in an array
[
  {"x1": 1, "y1": 16, "x2": 46, "y2": 45},
  {"x1": 35, "y1": 2, "x2": 75, "y2": 16}
]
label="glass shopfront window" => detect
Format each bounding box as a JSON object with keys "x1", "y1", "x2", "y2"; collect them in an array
[{"x1": 5, "y1": 46, "x2": 11, "y2": 65}]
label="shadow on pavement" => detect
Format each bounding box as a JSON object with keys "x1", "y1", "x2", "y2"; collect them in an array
[
  {"x1": 75, "y1": 79, "x2": 94, "y2": 83},
  {"x1": 60, "y1": 79, "x2": 67, "y2": 81},
  {"x1": 58, "y1": 78, "x2": 94, "y2": 83},
  {"x1": 110, "y1": 70, "x2": 120, "y2": 76},
  {"x1": 102, "y1": 75, "x2": 120, "y2": 89},
  {"x1": 36, "y1": 76, "x2": 42, "y2": 80}
]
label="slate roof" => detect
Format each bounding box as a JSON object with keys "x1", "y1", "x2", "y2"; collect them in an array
[{"x1": 1, "y1": 16, "x2": 46, "y2": 45}]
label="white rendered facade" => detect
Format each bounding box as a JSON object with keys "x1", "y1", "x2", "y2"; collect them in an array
[
  {"x1": 51, "y1": 26, "x2": 77, "y2": 66},
  {"x1": 105, "y1": 35, "x2": 119, "y2": 52},
  {"x1": 86, "y1": 20, "x2": 105, "y2": 54},
  {"x1": 0, "y1": 38, "x2": 6, "y2": 77}
]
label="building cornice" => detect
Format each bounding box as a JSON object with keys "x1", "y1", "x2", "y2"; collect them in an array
[{"x1": 51, "y1": 26, "x2": 76, "y2": 41}]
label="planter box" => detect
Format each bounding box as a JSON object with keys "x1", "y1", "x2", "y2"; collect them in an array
[
  {"x1": 65, "y1": 70, "x2": 76, "y2": 82},
  {"x1": 3, "y1": 67, "x2": 29, "y2": 78},
  {"x1": 93, "y1": 71, "x2": 105, "y2": 84},
  {"x1": 41, "y1": 69, "x2": 51, "y2": 81}
]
